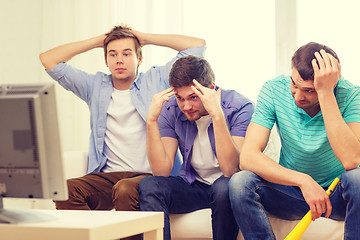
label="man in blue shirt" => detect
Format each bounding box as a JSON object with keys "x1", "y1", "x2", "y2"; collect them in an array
[
  {"x1": 139, "y1": 55, "x2": 254, "y2": 240},
  {"x1": 229, "y1": 42, "x2": 360, "y2": 239},
  {"x1": 39, "y1": 26, "x2": 205, "y2": 227}
]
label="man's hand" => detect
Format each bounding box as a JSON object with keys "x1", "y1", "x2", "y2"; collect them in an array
[
  {"x1": 128, "y1": 29, "x2": 148, "y2": 46},
  {"x1": 191, "y1": 79, "x2": 223, "y2": 119},
  {"x1": 147, "y1": 87, "x2": 175, "y2": 123},
  {"x1": 312, "y1": 49, "x2": 341, "y2": 94},
  {"x1": 299, "y1": 176, "x2": 332, "y2": 221}
]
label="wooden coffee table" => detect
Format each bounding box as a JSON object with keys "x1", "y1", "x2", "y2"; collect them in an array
[{"x1": 0, "y1": 209, "x2": 163, "y2": 240}]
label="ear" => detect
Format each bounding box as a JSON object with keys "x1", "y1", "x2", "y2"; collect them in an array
[
  {"x1": 137, "y1": 57, "x2": 143, "y2": 66},
  {"x1": 210, "y1": 82, "x2": 215, "y2": 89},
  {"x1": 105, "y1": 56, "x2": 108, "y2": 67}
]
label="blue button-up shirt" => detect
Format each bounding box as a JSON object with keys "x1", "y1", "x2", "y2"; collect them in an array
[
  {"x1": 46, "y1": 46, "x2": 206, "y2": 173},
  {"x1": 158, "y1": 88, "x2": 254, "y2": 184}
]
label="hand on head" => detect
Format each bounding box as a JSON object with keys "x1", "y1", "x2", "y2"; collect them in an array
[
  {"x1": 312, "y1": 49, "x2": 341, "y2": 93},
  {"x1": 147, "y1": 87, "x2": 175, "y2": 123},
  {"x1": 191, "y1": 79, "x2": 222, "y2": 119}
]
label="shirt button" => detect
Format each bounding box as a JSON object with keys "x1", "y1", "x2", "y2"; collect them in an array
[{"x1": 185, "y1": 149, "x2": 189, "y2": 152}]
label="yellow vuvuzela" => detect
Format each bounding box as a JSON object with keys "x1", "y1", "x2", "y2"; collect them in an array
[{"x1": 284, "y1": 177, "x2": 340, "y2": 240}]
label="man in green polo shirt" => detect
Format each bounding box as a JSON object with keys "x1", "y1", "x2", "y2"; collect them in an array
[{"x1": 229, "y1": 42, "x2": 360, "y2": 239}]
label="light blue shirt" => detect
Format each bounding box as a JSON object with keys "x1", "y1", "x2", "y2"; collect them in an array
[
  {"x1": 252, "y1": 75, "x2": 360, "y2": 187},
  {"x1": 46, "y1": 46, "x2": 206, "y2": 173}
]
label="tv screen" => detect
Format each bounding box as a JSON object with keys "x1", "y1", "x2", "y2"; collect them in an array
[{"x1": 0, "y1": 83, "x2": 68, "y2": 223}]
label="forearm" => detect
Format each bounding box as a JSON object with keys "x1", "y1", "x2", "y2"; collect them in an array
[
  {"x1": 241, "y1": 149, "x2": 311, "y2": 187},
  {"x1": 213, "y1": 115, "x2": 240, "y2": 177},
  {"x1": 142, "y1": 33, "x2": 205, "y2": 52},
  {"x1": 39, "y1": 35, "x2": 105, "y2": 70},
  {"x1": 146, "y1": 120, "x2": 173, "y2": 176},
  {"x1": 318, "y1": 91, "x2": 360, "y2": 169}
]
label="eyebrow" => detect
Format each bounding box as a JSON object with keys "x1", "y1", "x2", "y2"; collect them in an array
[
  {"x1": 175, "y1": 92, "x2": 197, "y2": 98},
  {"x1": 290, "y1": 77, "x2": 296, "y2": 85},
  {"x1": 108, "y1": 48, "x2": 133, "y2": 53},
  {"x1": 290, "y1": 77, "x2": 315, "y2": 91}
]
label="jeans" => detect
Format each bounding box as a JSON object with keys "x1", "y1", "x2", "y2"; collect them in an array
[
  {"x1": 229, "y1": 169, "x2": 360, "y2": 240},
  {"x1": 139, "y1": 176, "x2": 238, "y2": 240}
]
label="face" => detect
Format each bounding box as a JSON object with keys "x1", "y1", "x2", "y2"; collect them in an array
[
  {"x1": 105, "y1": 38, "x2": 142, "y2": 87},
  {"x1": 290, "y1": 68, "x2": 320, "y2": 116},
  {"x1": 174, "y1": 85, "x2": 208, "y2": 121}
]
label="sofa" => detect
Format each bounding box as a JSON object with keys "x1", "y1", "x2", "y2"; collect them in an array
[{"x1": 4, "y1": 129, "x2": 345, "y2": 239}]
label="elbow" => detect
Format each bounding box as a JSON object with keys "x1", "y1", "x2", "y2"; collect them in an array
[
  {"x1": 152, "y1": 169, "x2": 171, "y2": 177},
  {"x1": 39, "y1": 52, "x2": 46, "y2": 65},
  {"x1": 239, "y1": 152, "x2": 251, "y2": 170},
  {"x1": 342, "y1": 158, "x2": 360, "y2": 170},
  {"x1": 199, "y1": 39, "x2": 206, "y2": 47},
  {"x1": 39, "y1": 52, "x2": 50, "y2": 69},
  {"x1": 340, "y1": 152, "x2": 360, "y2": 170},
  {"x1": 39, "y1": 52, "x2": 56, "y2": 70},
  {"x1": 149, "y1": 162, "x2": 172, "y2": 177},
  {"x1": 223, "y1": 166, "x2": 239, "y2": 178}
]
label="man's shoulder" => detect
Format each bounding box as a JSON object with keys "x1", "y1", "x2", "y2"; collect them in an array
[
  {"x1": 221, "y1": 89, "x2": 253, "y2": 108},
  {"x1": 258, "y1": 75, "x2": 291, "y2": 101},
  {"x1": 335, "y1": 78, "x2": 360, "y2": 107},
  {"x1": 161, "y1": 97, "x2": 182, "y2": 117},
  {"x1": 264, "y1": 74, "x2": 290, "y2": 88},
  {"x1": 337, "y1": 78, "x2": 360, "y2": 91},
  {"x1": 159, "y1": 97, "x2": 186, "y2": 125}
]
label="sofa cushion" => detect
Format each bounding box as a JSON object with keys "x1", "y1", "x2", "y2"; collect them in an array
[{"x1": 170, "y1": 209, "x2": 344, "y2": 240}]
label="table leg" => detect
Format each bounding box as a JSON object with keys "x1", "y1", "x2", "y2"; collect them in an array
[{"x1": 143, "y1": 228, "x2": 163, "y2": 240}]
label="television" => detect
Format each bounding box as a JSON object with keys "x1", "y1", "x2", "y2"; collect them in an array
[{"x1": 0, "y1": 83, "x2": 68, "y2": 223}]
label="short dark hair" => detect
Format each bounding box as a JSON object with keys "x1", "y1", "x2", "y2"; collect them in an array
[
  {"x1": 291, "y1": 42, "x2": 339, "y2": 80},
  {"x1": 103, "y1": 25, "x2": 142, "y2": 60},
  {"x1": 169, "y1": 56, "x2": 215, "y2": 88}
]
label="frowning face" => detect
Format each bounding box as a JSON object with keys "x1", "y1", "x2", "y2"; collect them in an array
[
  {"x1": 105, "y1": 38, "x2": 142, "y2": 89},
  {"x1": 174, "y1": 85, "x2": 208, "y2": 121},
  {"x1": 290, "y1": 68, "x2": 320, "y2": 117}
]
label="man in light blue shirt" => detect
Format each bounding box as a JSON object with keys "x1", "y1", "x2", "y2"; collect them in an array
[
  {"x1": 229, "y1": 42, "x2": 360, "y2": 239},
  {"x1": 39, "y1": 25, "x2": 205, "y2": 229}
]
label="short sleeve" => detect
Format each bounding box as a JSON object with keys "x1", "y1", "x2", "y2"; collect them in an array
[
  {"x1": 228, "y1": 102, "x2": 254, "y2": 137},
  {"x1": 158, "y1": 103, "x2": 178, "y2": 139},
  {"x1": 251, "y1": 81, "x2": 277, "y2": 130},
  {"x1": 343, "y1": 88, "x2": 360, "y2": 123}
]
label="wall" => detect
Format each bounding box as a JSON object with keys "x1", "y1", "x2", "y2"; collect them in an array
[{"x1": 1, "y1": 0, "x2": 359, "y2": 153}]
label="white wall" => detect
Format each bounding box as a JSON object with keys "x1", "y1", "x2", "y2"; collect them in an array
[
  {"x1": 1, "y1": 0, "x2": 359, "y2": 153},
  {"x1": 296, "y1": 0, "x2": 360, "y2": 86}
]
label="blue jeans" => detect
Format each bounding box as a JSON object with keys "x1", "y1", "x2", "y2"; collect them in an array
[
  {"x1": 139, "y1": 176, "x2": 238, "y2": 240},
  {"x1": 228, "y1": 169, "x2": 360, "y2": 240}
]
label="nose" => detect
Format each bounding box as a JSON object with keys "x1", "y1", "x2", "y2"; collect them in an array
[
  {"x1": 183, "y1": 101, "x2": 192, "y2": 111},
  {"x1": 116, "y1": 55, "x2": 124, "y2": 64},
  {"x1": 293, "y1": 89, "x2": 305, "y2": 102}
]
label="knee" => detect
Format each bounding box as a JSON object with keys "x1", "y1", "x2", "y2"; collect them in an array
[
  {"x1": 113, "y1": 178, "x2": 138, "y2": 199},
  {"x1": 229, "y1": 170, "x2": 258, "y2": 201},
  {"x1": 65, "y1": 178, "x2": 83, "y2": 196},
  {"x1": 211, "y1": 176, "x2": 231, "y2": 202},
  {"x1": 139, "y1": 176, "x2": 171, "y2": 211},
  {"x1": 229, "y1": 170, "x2": 257, "y2": 191},
  {"x1": 341, "y1": 168, "x2": 360, "y2": 197},
  {"x1": 139, "y1": 176, "x2": 170, "y2": 199}
]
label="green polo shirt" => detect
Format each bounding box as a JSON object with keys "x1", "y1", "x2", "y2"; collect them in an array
[{"x1": 252, "y1": 75, "x2": 360, "y2": 187}]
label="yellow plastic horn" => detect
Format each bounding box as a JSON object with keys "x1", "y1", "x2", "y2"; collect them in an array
[{"x1": 284, "y1": 177, "x2": 340, "y2": 240}]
